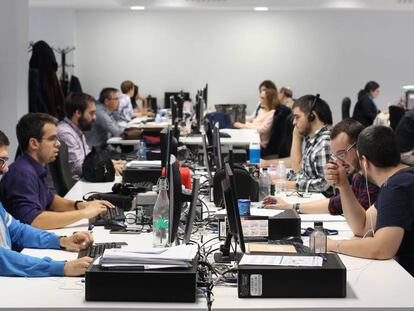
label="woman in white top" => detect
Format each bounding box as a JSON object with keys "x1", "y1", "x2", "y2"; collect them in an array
[{"x1": 234, "y1": 88, "x2": 279, "y2": 148}]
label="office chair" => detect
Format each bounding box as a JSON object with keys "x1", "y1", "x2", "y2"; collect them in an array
[
  {"x1": 49, "y1": 141, "x2": 75, "y2": 196},
  {"x1": 389, "y1": 105, "x2": 406, "y2": 131},
  {"x1": 341, "y1": 97, "x2": 351, "y2": 120},
  {"x1": 261, "y1": 105, "x2": 293, "y2": 159},
  {"x1": 213, "y1": 165, "x2": 259, "y2": 207}
]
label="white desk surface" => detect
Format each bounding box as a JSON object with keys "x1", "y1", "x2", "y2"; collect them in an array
[
  {"x1": 180, "y1": 129, "x2": 260, "y2": 146},
  {"x1": 2, "y1": 180, "x2": 413, "y2": 310}
]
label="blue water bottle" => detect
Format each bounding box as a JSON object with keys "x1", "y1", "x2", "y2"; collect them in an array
[{"x1": 249, "y1": 142, "x2": 260, "y2": 165}]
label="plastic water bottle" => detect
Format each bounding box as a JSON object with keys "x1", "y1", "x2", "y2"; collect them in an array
[
  {"x1": 275, "y1": 160, "x2": 287, "y2": 194},
  {"x1": 153, "y1": 177, "x2": 170, "y2": 247},
  {"x1": 309, "y1": 221, "x2": 327, "y2": 254},
  {"x1": 136, "y1": 140, "x2": 147, "y2": 160},
  {"x1": 259, "y1": 168, "x2": 271, "y2": 201},
  {"x1": 249, "y1": 142, "x2": 260, "y2": 165},
  {"x1": 155, "y1": 109, "x2": 162, "y2": 123}
]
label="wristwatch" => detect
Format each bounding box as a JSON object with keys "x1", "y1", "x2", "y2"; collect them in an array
[{"x1": 293, "y1": 203, "x2": 301, "y2": 214}]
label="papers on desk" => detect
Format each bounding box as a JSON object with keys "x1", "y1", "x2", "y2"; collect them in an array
[
  {"x1": 299, "y1": 214, "x2": 345, "y2": 222},
  {"x1": 239, "y1": 254, "x2": 323, "y2": 267},
  {"x1": 126, "y1": 160, "x2": 161, "y2": 168},
  {"x1": 99, "y1": 244, "x2": 198, "y2": 270},
  {"x1": 215, "y1": 208, "x2": 283, "y2": 217}
]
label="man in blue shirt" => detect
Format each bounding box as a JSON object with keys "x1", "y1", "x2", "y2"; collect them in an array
[
  {"x1": 0, "y1": 130, "x2": 93, "y2": 277},
  {"x1": 325, "y1": 126, "x2": 414, "y2": 276},
  {"x1": 0, "y1": 113, "x2": 114, "y2": 230}
]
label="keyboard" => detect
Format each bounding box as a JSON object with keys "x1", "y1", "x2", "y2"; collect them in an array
[
  {"x1": 93, "y1": 206, "x2": 126, "y2": 226},
  {"x1": 78, "y1": 242, "x2": 128, "y2": 258}
]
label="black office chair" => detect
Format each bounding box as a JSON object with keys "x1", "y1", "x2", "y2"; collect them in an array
[
  {"x1": 341, "y1": 97, "x2": 351, "y2": 120},
  {"x1": 261, "y1": 105, "x2": 293, "y2": 159},
  {"x1": 213, "y1": 165, "x2": 259, "y2": 207},
  {"x1": 49, "y1": 141, "x2": 75, "y2": 196},
  {"x1": 389, "y1": 105, "x2": 406, "y2": 131}
]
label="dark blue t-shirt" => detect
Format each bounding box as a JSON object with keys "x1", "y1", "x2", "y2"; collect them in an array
[
  {"x1": 0, "y1": 154, "x2": 54, "y2": 224},
  {"x1": 375, "y1": 166, "x2": 414, "y2": 276}
]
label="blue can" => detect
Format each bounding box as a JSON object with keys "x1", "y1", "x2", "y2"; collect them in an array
[{"x1": 237, "y1": 199, "x2": 251, "y2": 216}]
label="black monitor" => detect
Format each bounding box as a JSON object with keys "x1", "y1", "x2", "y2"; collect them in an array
[
  {"x1": 164, "y1": 91, "x2": 190, "y2": 109},
  {"x1": 202, "y1": 132, "x2": 213, "y2": 185},
  {"x1": 168, "y1": 155, "x2": 182, "y2": 245},
  {"x1": 147, "y1": 95, "x2": 157, "y2": 113},
  {"x1": 212, "y1": 122, "x2": 223, "y2": 169},
  {"x1": 192, "y1": 90, "x2": 205, "y2": 134},
  {"x1": 183, "y1": 175, "x2": 200, "y2": 244},
  {"x1": 202, "y1": 83, "x2": 208, "y2": 106},
  {"x1": 170, "y1": 96, "x2": 178, "y2": 124},
  {"x1": 160, "y1": 127, "x2": 178, "y2": 169},
  {"x1": 214, "y1": 162, "x2": 246, "y2": 263}
]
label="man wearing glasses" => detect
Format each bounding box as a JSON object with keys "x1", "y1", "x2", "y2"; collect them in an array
[
  {"x1": 264, "y1": 119, "x2": 379, "y2": 215},
  {"x1": 0, "y1": 113, "x2": 114, "y2": 230}
]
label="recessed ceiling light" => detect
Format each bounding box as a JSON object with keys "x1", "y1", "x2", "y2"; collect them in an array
[
  {"x1": 254, "y1": 7, "x2": 269, "y2": 11},
  {"x1": 130, "y1": 6, "x2": 145, "y2": 10}
]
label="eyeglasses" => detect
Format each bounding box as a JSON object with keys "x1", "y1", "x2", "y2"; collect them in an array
[
  {"x1": 332, "y1": 142, "x2": 356, "y2": 161},
  {"x1": 0, "y1": 157, "x2": 8, "y2": 169}
]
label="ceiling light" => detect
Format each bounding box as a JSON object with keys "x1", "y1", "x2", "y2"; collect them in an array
[
  {"x1": 254, "y1": 7, "x2": 269, "y2": 11},
  {"x1": 130, "y1": 6, "x2": 145, "y2": 10}
]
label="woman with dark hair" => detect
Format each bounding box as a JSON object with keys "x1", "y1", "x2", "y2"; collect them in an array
[
  {"x1": 234, "y1": 89, "x2": 279, "y2": 148},
  {"x1": 352, "y1": 81, "x2": 380, "y2": 127}
]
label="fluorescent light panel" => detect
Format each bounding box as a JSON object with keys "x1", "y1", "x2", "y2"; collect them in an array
[
  {"x1": 130, "y1": 5, "x2": 145, "y2": 10},
  {"x1": 254, "y1": 6, "x2": 269, "y2": 11}
]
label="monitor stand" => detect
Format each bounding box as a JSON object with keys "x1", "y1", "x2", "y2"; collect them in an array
[{"x1": 214, "y1": 233, "x2": 243, "y2": 263}]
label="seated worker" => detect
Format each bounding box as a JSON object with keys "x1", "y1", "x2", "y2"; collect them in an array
[
  {"x1": 247, "y1": 80, "x2": 277, "y2": 121},
  {"x1": 352, "y1": 81, "x2": 380, "y2": 127},
  {"x1": 85, "y1": 87, "x2": 142, "y2": 148},
  {"x1": 234, "y1": 88, "x2": 279, "y2": 149},
  {"x1": 325, "y1": 126, "x2": 414, "y2": 276},
  {"x1": 57, "y1": 92, "x2": 124, "y2": 181},
  {"x1": 0, "y1": 132, "x2": 93, "y2": 277},
  {"x1": 282, "y1": 94, "x2": 333, "y2": 195},
  {"x1": 263, "y1": 119, "x2": 379, "y2": 214},
  {"x1": 131, "y1": 84, "x2": 154, "y2": 117},
  {"x1": 395, "y1": 106, "x2": 414, "y2": 165},
  {"x1": 278, "y1": 86, "x2": 294, "y2": 109},
  {"x1": 0, "y1": 114, "x2": 114, "y2": 230}
]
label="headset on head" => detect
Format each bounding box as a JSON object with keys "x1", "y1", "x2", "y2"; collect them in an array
[{"x1": 307, "y1": 93, "x2": 320, "y2": 122}]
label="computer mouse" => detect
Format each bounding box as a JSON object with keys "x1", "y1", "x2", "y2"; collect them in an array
[
  {"x1": 219, "y1": 132, "x2": 231, "y2": 138},
  {"x1": 104, "y1": 220, "x2": 127, "y2": 231}
]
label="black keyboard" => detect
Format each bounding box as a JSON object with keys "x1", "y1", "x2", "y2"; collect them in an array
[
  {"x1": 93, "y1": 206, "x2": 126, "y2": 226},
  {"x1": 78, "y1": 242, "x2": 128, "y2": 258}
]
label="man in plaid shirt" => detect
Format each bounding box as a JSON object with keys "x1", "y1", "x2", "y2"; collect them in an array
[
  {"x1": 264, "y1": 119, "x2": 379, "y2": 215},
  {"x1": 284, "y1": 95, "x2": 333, "y2": 195}
]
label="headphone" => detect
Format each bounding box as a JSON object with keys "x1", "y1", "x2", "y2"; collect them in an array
[{"x1": 307, "y1": 93, "x2": 320, "y2": 122}]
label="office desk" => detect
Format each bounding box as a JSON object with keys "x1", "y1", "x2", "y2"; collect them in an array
[{"x1": 180, "y1": 129, "x2": 260, "y2": 147}]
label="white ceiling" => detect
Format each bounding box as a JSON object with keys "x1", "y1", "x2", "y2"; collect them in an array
[{"x1": 29, "y1": 0, "x2": 414, "y2": 11}]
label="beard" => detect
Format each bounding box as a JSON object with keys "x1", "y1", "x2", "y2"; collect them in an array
[{"x1": 79, "y1": 116, "x2": 93, "y2": 131}]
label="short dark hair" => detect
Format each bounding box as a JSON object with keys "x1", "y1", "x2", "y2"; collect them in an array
[
  {"x1": 358, "y1": 81, "x2": 380, "y2": 99},
  {"x1": 280, "y1": 86, "x2": 293, "y2": 98},
  {"x1": 98, "y1": 87, "x2": 118, "y2": 103},
  {"x1": 16, "y1": 113, "x2": 58, "y2": 152},
  {"x1": 64, "y1": 92, "x2": 95, "y2": 118},
  {"x1": 331, "y1": 118, "x2": 364, "y2": 143},
  {"x1": 0, "y1": 130, "x2": 10, "y2": 147},
  {"x1": 258, "y1": 80, "x2": 277, "y2": 91},
  {"x1": 357, "y1": 125, "x2": 400, "y2": 168},
  {"x1": 292, "y1": 94, "x2": 333, "y2": 125}
]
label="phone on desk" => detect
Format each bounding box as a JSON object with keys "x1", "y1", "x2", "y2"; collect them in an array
[{"x1": 110, "y1": 228, "x2": 142, "y2": 234}]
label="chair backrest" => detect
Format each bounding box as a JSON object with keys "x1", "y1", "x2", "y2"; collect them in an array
[
  {"x1": 261, "y1": 105, "x2": 293, "y2": 158},
  {"x1": 213, "y1": 165, "x2": 258, "y2": 207},
  {"x1": 341, "y1": 97, "x2": 351, "y2": 120},
  {"x1": 49, "y1": 141, "x2": 75, "y2": 196},
  {"x1": 389, "y1": 105, "x2": 406, "y2": 130}
]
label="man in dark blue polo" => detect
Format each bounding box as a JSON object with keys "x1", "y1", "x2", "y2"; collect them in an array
[{"x1": 0, "y1": 113, "x2": 113, "y2": 230}]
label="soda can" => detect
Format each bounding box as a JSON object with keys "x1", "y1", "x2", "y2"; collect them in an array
[{"x1": 237, "y1": 199, "x2": 251, "y2": 216}]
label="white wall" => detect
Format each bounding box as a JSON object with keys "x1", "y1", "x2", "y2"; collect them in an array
[
  {"x1": 0, "y1": 0, "x2": 28, "y2": 160},
  {"x1": 31, "y1": 9, "x2": 414, "y2": 122}
]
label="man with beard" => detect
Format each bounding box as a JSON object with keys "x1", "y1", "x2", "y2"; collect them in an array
[
  {"x1": 263, "y1": 119, "x2": 379, "y2": 214},
  {"x1": 57, "y1": 93, "x2": 124, "y2": 181},
  {"x1": 0, "y1": 113, "x2": 114, "y2": 229},
  {"x1": 325, "y1": 126, "x2": 414, "y2": 276}
]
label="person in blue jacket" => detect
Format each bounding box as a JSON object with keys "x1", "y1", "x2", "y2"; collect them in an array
[{"x1": 0, "y1": 130, "x2": 93, "y2": 277}]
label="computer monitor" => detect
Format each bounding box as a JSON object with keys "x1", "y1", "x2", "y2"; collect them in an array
[
  {"x1": 202, "y1": 132, "x2": 213, "y2": 185},
  {"x1": 168, "y1": 155, "x2": 183, "y2": 245},
  {"x1": 192, "y1": 90, "x2": 205, "y2": 134},
  {"x1": 214, "y1": 162, "x2": 246, "y2": 263},
  {"x1": 202, "y1": 83, "x2": 208, "y2": 106},
  {"x1": 170, "y1": 96, "x2": 178, "y2": 124},
  {"x1": 147, "y1": 95, "x2": 157, "y2": 113},
  {"x1": 164, "y1": 91, "x2": 190, "y2": 109},
  {"x1": 183, "y1": 175, "x2": 200, "y2": 244},
  {"x1": 212, "y1": 122, "x2": 223, "y2": 169},
  {"x1": 160, "y1": 127, "x2": 178, "y2": 169}
]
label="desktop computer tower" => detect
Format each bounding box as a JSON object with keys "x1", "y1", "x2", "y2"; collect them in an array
[
  {"x1": 85, "y1": 260, "x2": 197, "y2": 302},
  {"x1": 238, "y1": 253, "x2": 346, "y2": 298}
]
